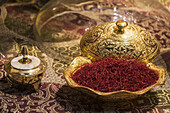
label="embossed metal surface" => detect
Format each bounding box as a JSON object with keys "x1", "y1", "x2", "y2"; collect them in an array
[
  {"x1": 4, "y1": 46, "x2": 47, "y2": 90},
  {"x1": 80, "y1": 21, "x2": 160, "y2": 62}
]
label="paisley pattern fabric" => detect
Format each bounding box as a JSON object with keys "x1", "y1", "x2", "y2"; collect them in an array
[{"x1": 0, "y1": 0, "x2": 169, "y2": 113}]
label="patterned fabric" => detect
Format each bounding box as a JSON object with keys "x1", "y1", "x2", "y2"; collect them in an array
[
  {"x1": 158, "y1": 0, "x2": 170, "y2": 11},
  {"x1": 0, "y1": 0, "x2": 169, "y2": 113}
]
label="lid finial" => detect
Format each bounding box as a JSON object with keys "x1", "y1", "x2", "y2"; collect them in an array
[
  {"x1": 115, "y1": 20, "x2": 128, "y2": 34},
  {"x1": 20, "y1": 46, "x2": 31, "y2": 64}
]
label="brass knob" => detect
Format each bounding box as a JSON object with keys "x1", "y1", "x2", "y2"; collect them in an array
[
  {"x1": 19, "y1": 46, "x2": 31, "y2": 64},
  {"x1": 115, "y1": 20, "x2": 128, "y2": 34}
]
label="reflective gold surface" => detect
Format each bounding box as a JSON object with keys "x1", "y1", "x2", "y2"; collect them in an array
[
  {"x1": 64, "y1": 56, "x2": 166, "y2": 100},
  {"x1": 80, "y1": 20, "x2": 160, "y2": 63},
  {"x1": 4, "y1": 46, "x2": 47, "y2": 90}
]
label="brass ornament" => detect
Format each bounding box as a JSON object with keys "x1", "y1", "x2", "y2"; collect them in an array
[
  {"x1": 80, "y1": 20, "x2": 160, "y2": 62},
  {"x1": 4, "y1": 46, "x2": 47, "y2": 90}
]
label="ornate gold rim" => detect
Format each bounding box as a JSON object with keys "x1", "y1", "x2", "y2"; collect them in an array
[{"x1": 64, "y1": 56, "x2": 166, "y2": 96}]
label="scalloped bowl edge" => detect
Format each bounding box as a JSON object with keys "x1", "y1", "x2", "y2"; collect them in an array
[{"x1": 64, "y1": 56, "x2": 166, "y2": 100}]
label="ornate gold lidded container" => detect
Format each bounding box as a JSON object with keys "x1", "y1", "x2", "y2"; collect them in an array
[
  {"x1": 4, "y1": 46, "x2": 47, "y2": 90},
  {"x1": 80, "y1": 20, "x2": 160, "y2": 63},
  {"x1": 64, "y1": 20, "x2": 166, "y2": 100}
]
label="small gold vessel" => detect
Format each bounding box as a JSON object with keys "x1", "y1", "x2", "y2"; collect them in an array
[
  {"x1": 4, "y1": 46, "x2": 47, "y2": 90},
  {"x1": 80, "y1": 20, "x2": 160, "y2": 63}
]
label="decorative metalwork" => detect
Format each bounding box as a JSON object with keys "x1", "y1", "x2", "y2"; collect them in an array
[
  {"x1": 4, "y1": 46, "x2": 47, "y2": 90},
  {"x1": 80, "y1": 20, "x2": 160, "y2": 62}
]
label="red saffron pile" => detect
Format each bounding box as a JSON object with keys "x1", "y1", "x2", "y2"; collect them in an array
[{"x1": 71, "y1": 56, "x2": 159, "y2": 92}]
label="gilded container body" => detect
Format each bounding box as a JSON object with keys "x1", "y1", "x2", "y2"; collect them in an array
[{"x1": 4, "y1": 59, "x2": 46, "y2": 90}]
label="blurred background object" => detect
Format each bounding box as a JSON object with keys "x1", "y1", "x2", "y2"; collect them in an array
[
  {"x1": 0, "y1": 0, "x2": 8, "y2": 6},
  {"x1": 16, "y1": 0, "x2": 50, "y2": 9}
]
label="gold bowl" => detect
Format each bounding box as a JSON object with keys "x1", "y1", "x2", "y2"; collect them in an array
[{"x1": 64, "y1": 56, "x2": 166, "y2": 100}]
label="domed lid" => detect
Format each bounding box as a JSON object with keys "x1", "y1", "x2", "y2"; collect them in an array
[
  {"x1": 80, "y1": 20, "x2": 160, "y2": 62},
  {"x1": 4, "y1": 46, "x2": 46, "y2": 76}
]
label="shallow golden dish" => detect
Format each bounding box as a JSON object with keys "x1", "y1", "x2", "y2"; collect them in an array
[{"x1": 64, "y1": 56, "x2": 166, "y2": 100}]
